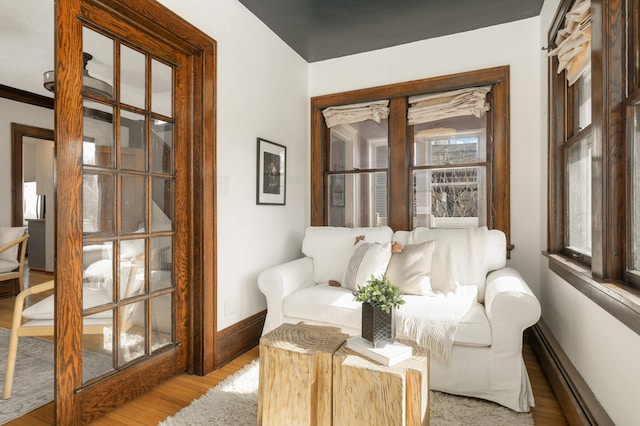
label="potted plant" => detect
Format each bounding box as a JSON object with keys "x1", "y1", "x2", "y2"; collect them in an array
[{"x1": 352, "y1": 274, "x2": 405, "y2": 348}]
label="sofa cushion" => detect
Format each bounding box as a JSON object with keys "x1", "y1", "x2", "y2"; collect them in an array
[
  {"x1": 385, "y1": 240, "x2": 436, "y2": 295},
  {"x1": 283, "y1": 284, "x2": 491, "y2": 347},
  {"x1": 0, "y1": 259, "x2": 19, "y2": 273},
  {"x1": 344, "y1": 241, "x2": 392, "y2": 291},
  {"x1": 302, "y1": 226, "x2": 393, "y2": 284},
  {"x1": 408, "y1": 227, "x2": 489, "y2": 293},
  {"x1": 283, "y1": 283, "x2": 362, "y2": 330},
  {"x1": 0, "y1": 226, "x2": 26, "y2": 263}
]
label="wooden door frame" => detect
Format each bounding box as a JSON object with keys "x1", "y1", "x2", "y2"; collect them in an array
[
  {"x1": 10, "y1": 123, "x2": 55, "y2": 227},
  {"x1": 55, "y1": 0, "x2": 216, "y2": 422}
]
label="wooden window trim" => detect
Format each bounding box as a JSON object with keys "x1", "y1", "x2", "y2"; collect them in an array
[
  {"x1": 548, "y1": 0, "x2": 625, "y2": 278},
  {"x1": 547, "y1": 0, "x2": 640, "y2": 331},
  {"x1": 310, "y1": 66, "x2": 511, "y2": 252}
]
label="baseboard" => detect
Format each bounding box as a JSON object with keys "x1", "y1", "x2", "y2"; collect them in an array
[
  {"x1": 530, "y1": 321, "x2": 614, "y2": 426},
  {"x1": 216, "y1": 310, "x2": 266, "y2": 367}
]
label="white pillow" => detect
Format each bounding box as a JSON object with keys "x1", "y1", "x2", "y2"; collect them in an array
[
  {"x1": 385, "y1": 240, "x2": 436, "y2": 295},
  {"x1": 343, "y1": 241, "x2": 392, "y2": 291},
  {"x1": 0, "y1": 226, "x2": 26, "y2": 263}
]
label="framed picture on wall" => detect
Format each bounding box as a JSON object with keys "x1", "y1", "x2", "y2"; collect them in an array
[{"x1": 256, "y1": 138, "x2": 286, "y2": 205}]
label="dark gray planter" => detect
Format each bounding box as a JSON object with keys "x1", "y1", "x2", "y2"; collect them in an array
[{"x1": 361, "y1": 302, "x2": 395, "y2": 348}]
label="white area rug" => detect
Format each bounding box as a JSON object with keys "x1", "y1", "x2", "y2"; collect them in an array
[{"x1": 160, "y1": 359, "x2": 535, "y2": 425}]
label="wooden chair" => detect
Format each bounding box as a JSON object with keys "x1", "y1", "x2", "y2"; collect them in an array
[
  {"x1": 2, "y1": 257, "x2": 142, "y2": 399},
  {"x1": 0, "y1": 232, "x2": 29, "y2": 295}
]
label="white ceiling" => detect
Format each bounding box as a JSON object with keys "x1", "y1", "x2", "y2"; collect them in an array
[
  {"x1": 1, "y1": 1, "x2": 544, "y2": 96},
  {"x1": 1, "y1": 0, "x2": 55, "y2": 98}
]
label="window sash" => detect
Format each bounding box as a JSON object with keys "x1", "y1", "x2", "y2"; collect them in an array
[
  {"x1": 628, "y1": 102, "x2": 640, "y2": 278},
  {"x1": 565, "y1": 137, "x2": 592, "y2": 256},
  {"x1": 311, "y1": 66, "x2": 510, "y2": 252}
]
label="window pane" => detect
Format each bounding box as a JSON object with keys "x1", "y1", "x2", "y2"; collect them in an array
[
  {"x1": 413, "y1": 167, "x2": 486, "y2": 228},
  {"x1": 414, "y1": 116, "x2": 486, "y2": 167},
  {"x1": 121, "y1": 110, "x2": 147, "y2": 171},
  {"x1": 120, "y1": 239, "x2": 145, "y2": 300},
  {"x1": 329, "y1": 119, "x2": 388, "y2": 171},
  {"x1": 83, "y1": 172, "x2": 115, "y2": 235},
  {"x1": 152, "y1": 177, "x2": 173, "y2": 232},
  {"x1": 82, "y1": 317, "x2": 114, "y2": 383},
  {"x1": 575, "y1": 69, "x2": 592, "y2": 133},
  {"x1": 151, "y1": 294, "x2": 173, "y2": 351},
  {"x1": 120, "y1": 45, "x2": 146, "y2": 109},
  {"x1": 83, "y1": 242, "x2": 114, "y2": 303},
  {"x1": 119, "y1": 301, "x2": 146, "y2": 366},
  {"x1": 121, "y1": 175, "x2": 146, "y2": 233},
  {"x1": 152, "y1": 119, "x2": 174, "y2": 174},
  {"x1": 150, "y1": 236, "x2": 172, "y2": 292},
  {"x1": 327, "y1": 172, "x2": 387, "y2": 227},
  {"x1": 630, "y1": 105, "x2": 640, "y2": 273},
  {"x1": 152, "y1": 59, "x2": 172, "y2": 117},
  {"x1": 83, "y1": 101, "x2": 114, "y2": 167},
  {"x1": 566, "y1": 139, "x2": 592, "y2": 255},
  {"x1": 82, "y1": 26, "x2": 114, "y2": 100}
]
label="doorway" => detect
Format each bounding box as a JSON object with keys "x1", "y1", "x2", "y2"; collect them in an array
[
  {"x1": 11, "y1": 123, "x2": 55, "y2": 272},
  {"x1": 54, "y1": 0, "x2": 216, "y2": 423}
]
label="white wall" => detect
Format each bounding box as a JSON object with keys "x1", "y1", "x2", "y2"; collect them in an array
[
  {"x1": 0, "y1": 98, "x2": 54, "y2": 226},
  {"x1": 157, "y1": 0, "x2": 309, "y2": 330},
  {"x1": 310, "y1": 17, "x2": 544, "y2": 297},
  {"x1": 538, "y1": 1, "x2": 640, "y2": 424}
]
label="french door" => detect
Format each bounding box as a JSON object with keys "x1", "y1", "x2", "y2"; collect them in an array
[{"x1": 55, "y1": 0, "x2": 216, "y2": 423}]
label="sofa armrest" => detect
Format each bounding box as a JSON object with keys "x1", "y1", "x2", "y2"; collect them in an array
[
  {"x1": 484, "y1": 267, "x2": 541, "y2": 331},
  {"x1": 258, "y1": 257, "x2": 315, "y2": 334}
]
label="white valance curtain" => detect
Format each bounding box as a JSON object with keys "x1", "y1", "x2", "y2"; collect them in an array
[
  {"x1": 322, "y1": 100, "x2": 390, "y2": 128},
  {"x1": 407, "y1": 86, "x2": 492, "y2": 126},
  {"x1": 548, "y1": 0, "x2": 591, "y2": 86}
]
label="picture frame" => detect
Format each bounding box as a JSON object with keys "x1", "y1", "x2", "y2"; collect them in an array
[{"x1": 256, "y1": 138, "x2": 286, "y2": 205}]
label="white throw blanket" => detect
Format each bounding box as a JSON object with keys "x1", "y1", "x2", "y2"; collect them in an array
[
  {"x1": 396, "y1": 285, "x2": 477, "y2": 364},
  {"x1": 397, "y1": 227, "x2": 489, "y2": 363}
]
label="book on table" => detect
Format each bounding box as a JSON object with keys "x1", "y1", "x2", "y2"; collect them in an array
[{"x1": 345, "y1": 336, "x2": 413, "y2": 366}]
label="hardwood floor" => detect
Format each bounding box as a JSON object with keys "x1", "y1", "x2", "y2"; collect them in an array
[{"x1": 1, "y1": 270, "x2": 568, "y2": 425}]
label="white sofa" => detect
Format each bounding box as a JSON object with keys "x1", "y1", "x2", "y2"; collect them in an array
[{"x1": 258, "y1": 226, "x2": 541, "y2": 412}]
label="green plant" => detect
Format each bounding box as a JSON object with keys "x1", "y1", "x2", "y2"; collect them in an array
[{"x1": 352, "y1": 274, "x2": 405, "y2": 314}]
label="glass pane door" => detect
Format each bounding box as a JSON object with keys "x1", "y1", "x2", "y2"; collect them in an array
[{"x1": 81, "y1": 25, "x2": 176, "y2": 383}]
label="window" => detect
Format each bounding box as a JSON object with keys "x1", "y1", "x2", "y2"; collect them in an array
[
  {"x1": 548, "y1": 0, "x2": 593, "y2": 264},
  {"x1": 630, "y1": 105, "x2": 640, "y2": 277},
  {"x1": 311, "y1": 67, "x2": 511, "y2": 252},
  {"x1": 626, "y1": 0, "x2": 640, "y2": 286},
  {"x1": 412, "y1": 119, "x2": 487, "y2": 228},
  {"x1": 327, "y1": 116, "x2": 389, "y2": 227},
  {"x1": 548, "y1": 0, "x2": 640, "y2": 310}
]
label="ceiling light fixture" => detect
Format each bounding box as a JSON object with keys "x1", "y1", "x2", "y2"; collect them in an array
[{"x1": 43, "y1": 52, "x2": 113, "y2": 99}]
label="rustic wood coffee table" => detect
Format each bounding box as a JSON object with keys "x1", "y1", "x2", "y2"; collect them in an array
[
  {"x1": 258, "y1": 323, "x2": 430, "y2": 426},
  {"x1": 333, "y1": 344, "x2": 429, "y2": 426},
  {"x1": 258, "y1": 323, "x2": 348, "y2": 425}
]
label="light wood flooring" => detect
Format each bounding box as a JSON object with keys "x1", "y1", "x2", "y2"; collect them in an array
[{"x1": 1, "y1": 269, "x2": 568, "y2": 425}]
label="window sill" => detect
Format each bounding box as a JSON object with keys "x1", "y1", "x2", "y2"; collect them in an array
[{"x1": 544, "y1": 252, "x2": 640, "y2": 337}]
